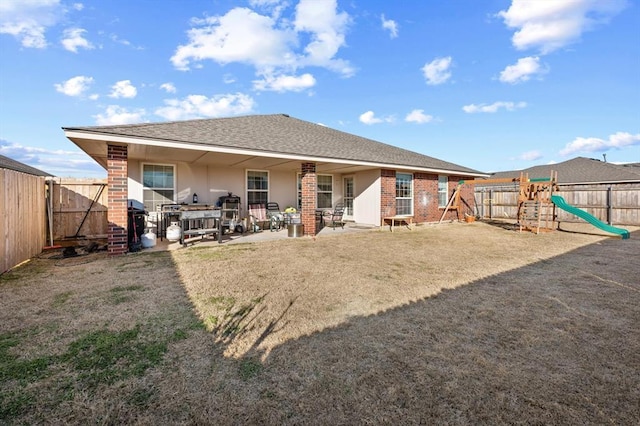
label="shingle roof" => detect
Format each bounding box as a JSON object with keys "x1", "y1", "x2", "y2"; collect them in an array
[
  {"x1": 487, "y1": 157, "x2": 640, "y2": 184},
  {"x1": 0, "y1": 154, "x2": 52, "y2": 177},
  {"x1": 63, "y1": 113, "x2": 485, "y2": 175}
]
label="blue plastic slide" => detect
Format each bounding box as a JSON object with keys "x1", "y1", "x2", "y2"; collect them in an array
[{"x1": 551, "y1": 195, "x2": 630, "y2": 239}]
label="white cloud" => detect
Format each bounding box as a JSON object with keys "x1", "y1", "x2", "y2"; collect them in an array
[
  {"x1": 462, "y1": 101, "x2": 527, "y2": 113},
  {"x1": 1, "y1": 139, "x2": 77, "y2": 158},
  {"x1": 253, "y1": 72, "x2": 316, "y2": 92},
  {"x1": 171, "y1": 1, "x2": 354, "y2": 78},
  {"x1": 498, "y1": 0, "x2": 627, "y2": 54},
  {"x1": 0, "y1": 0, "x2": 63, "y2": 48},
  {"x1": 381, "y1": 14, "x2": 398, "y2": 38},
  {"x1": 405, "y1": 109, "x2": 433, "y2": 124},
  {"x1": 171, "y1": 8, "x2": 296, "y2": 71},
  {"x1": 421, "y1": 56, "x2": 452, "y2": 85},
  {"x1": 160, "y1": 82, "x2": 177, "y2": 93},
  {"x1": 359, "y1": 111, "x2": 381, "y2": 125},
  {"x1": 109, "y1": 80, "x2": 137, "y2": 98},
  {"x1": 61, "y1": 27, "x2": 94, "y2": 53},
  {"x1": 110, "y1": 33, "x2": 143, "y2": 50},
  {"x1": 0, "y1": 139, "x2": 105, "y2": 178},
  {"x1": 293, "y1": 0, "x2": 353, "y2": 74},
  {"x1": 155, "y1": 93, "x2": 255, "y2": 121},
  {"x1": 518, "y1": 150, "x2": 543, "y2": 161},
  {"x1": 94, "y1": 105, "x2": 146, "y2": 125},
  {"x1": 54, "y1": 75, "x2": 94, "y2": 97},
  {"x1": 72, "y1": 3, "x2": 84, "y2": 11},
  {"x1": 560, "y1": 132, "x2": 640, "y2": 156},
  {"x1": 499, "y1": 56, "x2": 547, "y2": 84},
  {"x1": 249, "y1": 0, "x2": 281, "y2": 7},
  {"x1": 359, "y1": 111, "x2": 394, "y2": 125}
]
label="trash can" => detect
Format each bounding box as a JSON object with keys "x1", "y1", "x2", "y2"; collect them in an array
[{"x1": 287, "y1": 224, "x2": 304, "y2": 237}]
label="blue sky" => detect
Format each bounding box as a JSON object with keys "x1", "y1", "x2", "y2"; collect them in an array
[{"x1": 1, "y1": 0, "x2": 639, "y2": 178}]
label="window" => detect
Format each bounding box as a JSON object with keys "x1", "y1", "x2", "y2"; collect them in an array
[
  {"x1": 438, "y1": 175, "x2": 449, "y2": 207},
  {"x1": 247, "y1": 170, "x2": 268, "y2": 205},
  {"x1": 297, "y1": 174, "x2": 333, "y2": 209},
  {"x1": 396, "y1": 173, "x2": 413, "y2": 216},
  {"x1": 142, "y1": 164, "x2": 175, "y2": 211},
  {"x1": 317, "y1": 175, "x2": 333, "y2": 209}
]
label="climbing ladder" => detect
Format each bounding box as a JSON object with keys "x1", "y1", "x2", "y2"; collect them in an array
[
  {"x1": 519, "y1": 200, "x2": 542, "y2": 234},
  {"x1": 516, "y1": 171, "x2": 558, "y2": 234}
]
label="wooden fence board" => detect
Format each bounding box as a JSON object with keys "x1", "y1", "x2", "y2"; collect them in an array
[
  {"x1": 474, "y1": 185, "x2": 640, "y2": 225},
  {"x1": 1, "y1": 169, "x2": 46, "y2": 273}
]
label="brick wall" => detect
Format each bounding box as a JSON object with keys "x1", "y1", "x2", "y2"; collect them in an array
[
  {"x1": 107, "y1": 144, "x2": 128, "y2": 255},
  {"x1": 439, "y1": 175, "x2": 476, "y2": 222},
  {"x1": 300, "y1": 162, "x2": 317, "y2": 235},
  {"x1": 380, "y1": 169, "x2": 396, "y2": 220},
  {"x1": 414, "y1": 172, "x2": 438, "y2": 222},
  {"x1": 456, "y1": 178, "x2": 476, "y2": 217},
  {"x1": 382, "y1": 171, "x2": 477, "y2": 224}
]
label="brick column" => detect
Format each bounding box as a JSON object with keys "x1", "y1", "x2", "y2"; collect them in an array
[
  {"x1": 380, "y1": 169, "x2": 396, "y2": 220},
  {"x1": 300, "y1": 162, "x2": 317, "y2": 236},
  {"x1": 107, "y1": 144, "x2": 128, "y2": 255}
]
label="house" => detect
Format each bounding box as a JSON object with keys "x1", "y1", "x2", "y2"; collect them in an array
[
  {"x1": 1, "y1": 155, "x2": 52, "y2": 273},
  {"x1": 474, "y1": 157, "x2": 640, "y2": 225},
  {"x1": 487, "y1": 157, "x2": 640, "y2": 186},
  {"x1": 63, "y1": 114, "x2": 488, "y2": 254}
]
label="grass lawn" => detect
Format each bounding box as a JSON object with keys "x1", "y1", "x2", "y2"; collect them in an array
[{"x1": 1, "y1": 221, "x2": 639, "y2": 424}]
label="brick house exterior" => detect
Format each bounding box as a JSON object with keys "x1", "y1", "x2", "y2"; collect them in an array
[{"x1": 64, "y1": 114, "x2": 487, "y2": 254}]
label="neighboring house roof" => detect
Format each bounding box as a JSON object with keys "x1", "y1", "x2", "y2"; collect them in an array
[
  {"x1": 485, "y1": 157, "x2": 640, "y2": 185},
  {"x1": 63, "y1": 113, "x2": 487, "y2": 177},
  {"x1": 0, "y1": 154, "x2": 52, "y2": 177}
]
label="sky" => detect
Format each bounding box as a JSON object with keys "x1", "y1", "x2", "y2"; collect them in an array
[{"x1": 1, "y1": 0, "x2": 639, "y2": 178}]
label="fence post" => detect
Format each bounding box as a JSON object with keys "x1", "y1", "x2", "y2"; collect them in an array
[
  {"x1": 607, "y1": 185, "x2": 613, "y2": 225},
  {"x1": 489, "y1": 189, "x2": 493, "y2": 219}
]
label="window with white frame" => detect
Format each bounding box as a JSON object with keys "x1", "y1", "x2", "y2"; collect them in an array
[
  {"x1": 396, "y1": 173, "x2": 413, "y2": 216},
  {"x1": 317, "y1": 175, "x2": 333, "y2": 208},
  {"x1": 142, "y1": 164, "x2": 175, "y2": 211},
  {"x1": 247, "y1": 170, "x2": 268, "y2": 205},
  {"x1": 297, "y1": 174, "x2": 333, "y2": 209},
  {"x1": 438, "y1": 175, "x2": 449, "y2": 207}
]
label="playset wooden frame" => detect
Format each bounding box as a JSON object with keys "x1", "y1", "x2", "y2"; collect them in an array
[{"x1": 439, "y1": 171, "x2": 559, "y2": 234}]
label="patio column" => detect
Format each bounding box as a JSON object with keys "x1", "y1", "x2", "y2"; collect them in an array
[
  {"x1": 300, "y1": 162, "x2": 317, "y2": 236},
  {"x1": 107, "y1": 144, "x2": 128, "y2": 255}
]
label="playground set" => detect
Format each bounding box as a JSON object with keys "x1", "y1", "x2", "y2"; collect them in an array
[{"x1": 440, "y1": 171, "x2": 630, "y2": 239}]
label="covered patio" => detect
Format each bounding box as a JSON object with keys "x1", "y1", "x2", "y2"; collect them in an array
[{"x1": 63, "y1": 114, "x2": 486, "y2": 255}]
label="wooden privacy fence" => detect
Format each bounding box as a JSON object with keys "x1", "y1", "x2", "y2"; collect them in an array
[
  {"x1": 51, "y1": 178, "x2": 108, "y2": 242},
  {"x1": 475, "y1": 184, "x2": 640, "y2": 226},
  {"x1": 1, "y1": 168, "x2": 47, "y2": 273},
  {"x1": 2, "y1": 177, "x2": 108, "y2": 273}
]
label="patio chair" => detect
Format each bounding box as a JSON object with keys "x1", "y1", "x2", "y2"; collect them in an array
[
  {"x1": 266, "y1": 202, "x2": 285, "y2": 231},
  {"x1": 322, "y1": 203, "x2": 345, "y2": 229},
  {"x1": 248, "y1": 204, "x2": 269, "y2": 232}
]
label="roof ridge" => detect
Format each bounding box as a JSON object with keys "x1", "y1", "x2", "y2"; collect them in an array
[{"x1": 62, "y1": 113, "x2": 289, "y2": 131}]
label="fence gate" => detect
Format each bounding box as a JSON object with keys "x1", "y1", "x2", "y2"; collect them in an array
[{"x1": 51, "y1": 179, "x2": 108, "y2": 243}]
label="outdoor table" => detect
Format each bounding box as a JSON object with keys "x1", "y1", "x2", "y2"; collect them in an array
[{"x1": 381, "y1": 216, "x2": 413, "y2": 232}]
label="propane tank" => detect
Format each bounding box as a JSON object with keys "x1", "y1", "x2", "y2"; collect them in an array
[
  {"x1": 141, "y1": 229, "x2": 157, "y2": 248},
  {"x1": 166, "y1": 222, "x2": 182, "y2": 242}
]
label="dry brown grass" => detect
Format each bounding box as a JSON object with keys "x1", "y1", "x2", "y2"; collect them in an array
[{"x1": 1, "y1": 221, "x2": 639, "y2": 425}]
